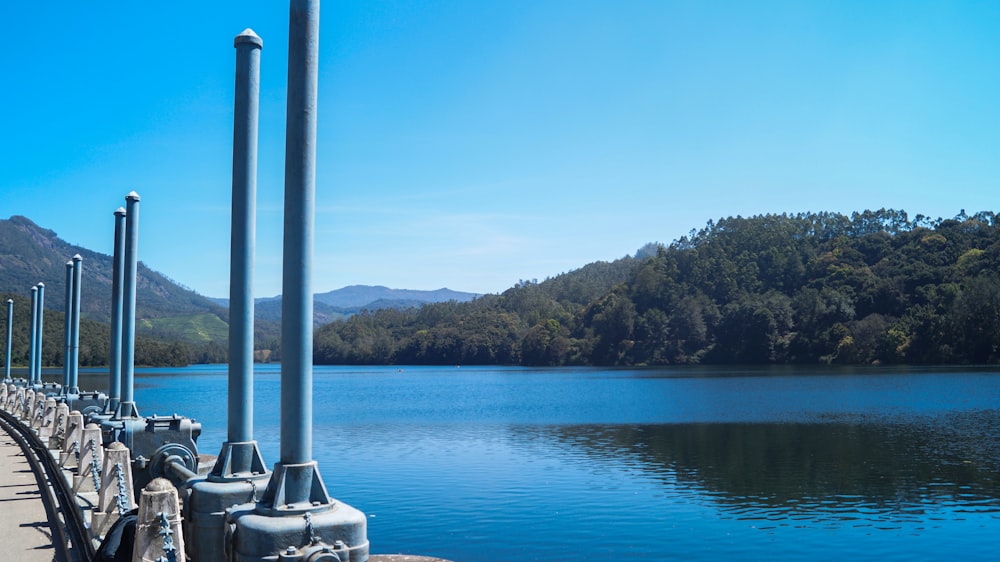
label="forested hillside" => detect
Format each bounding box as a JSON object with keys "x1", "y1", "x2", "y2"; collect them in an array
[
  {"x1": 0, "y1": 216, "x2": 228, "y2": 365},
  {"x1": 315, "y1": 209, "x2": 1000, "y2": 366},
  {"x1": 0, "y1": 291, "x2": 224, "y2": 368},
  {"x1": 0, "y1": 216, "x2": 225, "y2": 324}
]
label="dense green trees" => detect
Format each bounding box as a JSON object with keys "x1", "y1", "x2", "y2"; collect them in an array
[
  {"x1": 0, "y1": 292, "x2": 224, "y2": 368},
  {"x1": 315, "y1": 209, "x2": 1000, "y2": 366}
]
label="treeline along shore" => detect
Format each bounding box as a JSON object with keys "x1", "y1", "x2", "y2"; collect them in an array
[
  {"x1": 7, "y1": 208, "x2": 1000, "y2": 368},
  {"x1": 315, "y1": 209, "x2": 1000, "y2": 366}
]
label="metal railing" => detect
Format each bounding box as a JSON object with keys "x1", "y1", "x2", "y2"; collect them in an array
[{"x1": 0, "y1": 408, "x2": 94, "y2": 561}]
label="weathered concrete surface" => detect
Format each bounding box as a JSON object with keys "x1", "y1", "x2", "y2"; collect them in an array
[{"x1": 0, "y1": 428, "x2": 58, "y2": 561}]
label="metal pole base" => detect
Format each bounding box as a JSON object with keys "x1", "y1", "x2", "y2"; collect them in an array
[
  {"x1": 211, "y1": 440, "x2": 270, "y2": 480},
  {"x1": 184, "y1": 441, "x2": 271, "y2": 562},
  {"x1": 258, "y1": 460, "x2": 333, "y2": 514},
  {"x1": 112, "y1": 400, "x2": 141, "y2": 420},
  {"x1": 227, "y1": 492, "x2": 369, "y2": 562}
]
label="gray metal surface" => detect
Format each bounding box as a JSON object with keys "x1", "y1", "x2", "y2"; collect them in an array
[
  {"x1": 64, "y1": 260, "x2": 74, "y2": 391},
  {"x1": 108, "y1": 207, "x2": 126, "y2": 411},
  {"x1": 69, "y1": 254, "x2": 82, "y2": 394},
  {"x1": 280, "y1": 0, "x2": 320, "y2": 467},
  {"x1": 28, "y1": 286, "x2": 37, "y2": 384},
  {"x1": 33, "y1": 283, "x2": 43, "y2": 387},
  {"x1": 117, "y1": 193, "x2": 140, "y2": 418},
  {"x1": 230, "y1": 27, "x2": 263, "y2": 446},
  {"x1": 4, "y1": 298, "x2": 12, "y2": 383}
]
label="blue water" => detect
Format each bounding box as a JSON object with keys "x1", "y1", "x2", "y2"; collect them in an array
[{"x1": 85, "y1": 365, "x2": 1000, "y2": 561}]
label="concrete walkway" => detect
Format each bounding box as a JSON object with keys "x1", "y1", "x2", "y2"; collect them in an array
[{"x1": 0, "y1": 427, "x2": 59, "y2": 561}]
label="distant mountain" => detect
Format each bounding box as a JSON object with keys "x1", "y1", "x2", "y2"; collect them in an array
[
  {"x1": 314, "y1": 285, "x2": 479, "y2": 309},
  {"x1": 0, "y1": 215, "x2": 475, "y2": 361},
  {"x1": 254, "y1": 298, "x2": 349, "y2": 326},
  {"x1": 0, "y1": 215, "x2": 226, "y2": 341},
  {"x1": 212, "y1": 285, "x2": 481, "y2": 326}
]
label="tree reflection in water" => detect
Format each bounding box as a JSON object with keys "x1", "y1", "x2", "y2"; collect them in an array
[{"x1": 525, "y1": 410, "x2": 1000, "y2": 525}]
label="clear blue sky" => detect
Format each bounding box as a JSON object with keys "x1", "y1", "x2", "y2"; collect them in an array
[{"x1": 1, "y1": 1, "x2": 998, "y2": 298}]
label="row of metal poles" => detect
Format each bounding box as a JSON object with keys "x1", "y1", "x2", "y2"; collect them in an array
[
  {"x1": 3, "y1": 2, "x2": 375, "y2": 560},
  {"x1": 1, "y1": 192, "x2": 139, "y2": 420}
]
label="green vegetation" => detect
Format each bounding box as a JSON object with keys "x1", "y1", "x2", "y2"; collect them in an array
[
  {"x1": 9, "y1": 209, "x2": 1000, "y2": 368},
  {"x1": 0, "y1": 216, "x2": 228, "y2": 366},
  {"x1": 140, "y1": 313, "x2": 229, "y2": 343},
  {"x1": 0, "y1": 292, "x2": 225, "y2": 368},
  {"x1": 315, "y1": 209, "x2": 1000, "y2": 366}
]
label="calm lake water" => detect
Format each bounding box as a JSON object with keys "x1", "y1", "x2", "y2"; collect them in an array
[{"x1": 81, "y1": 364, "x2": 999, "y2": 561}]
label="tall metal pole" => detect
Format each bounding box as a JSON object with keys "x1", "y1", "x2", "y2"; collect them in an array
[
  {"x1": 281, "y1": 0, "x2": 320, "y2": 468},
  {"x1": 69, "y1": 254, "x2": 82, "y2": 394},
  {"x1": 63, "y1": 261, "x2": 73, "y2": 393},
  {"x1": 108, "y1": 208, "x2": 126, "y2": 411},
  {"x1": 230, "y1": 28, "x2": 263, "y2": 445},
  {"x1": 186, "y1": 34, "x2": 270, "y2": 562},
  {"x1": 117, "y1": 192, "x2": 140, "y2": 418},
  {"x1": 34, "y1": 283, "x2": 44, "y2": 386},
  {"x1": 233, "y1": 6, "x2": 369, "y2": 559},
  {"x1": 4, "y1": 299, "x2": 13, "y2": 383},
  {"x1": 28, "y1": 286, "x2": 37, "y2": 384}
]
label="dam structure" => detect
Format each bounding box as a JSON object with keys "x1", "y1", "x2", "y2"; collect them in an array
[{"x1": 0, "y1": 2, "x2": 448, "y2": 561}]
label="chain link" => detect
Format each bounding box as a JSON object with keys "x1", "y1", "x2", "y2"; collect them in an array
[
  {"x1": 55, "y1": 412, "x2": 66, "y2": 436},
  {"x1": 154, "y1": 511, "x2": 178, "y2": 562},
  {"x1": 247, "y1": 478, "x2": 258, "y2": 503},
  {"x1": 114, "y1": 462, "x2": 130, "y2": 516},
  {"x1": 304, "y1": 511, "x2": 318, "y2": 545},
  {"x1": 88, "y1": 438, "x2": 102, "y2": 492}
]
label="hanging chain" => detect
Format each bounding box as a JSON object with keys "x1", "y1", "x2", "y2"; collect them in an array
[
  {"x1": 114, "y1": 462, "x2": 130, "y2": 516},
  {"x1": 71, "y1": 440, "x2": 80, "y2": 464},
  {"x1": 55, "y1": 412, "x2": 66, "y2": 437},
  {"x1": 246, "y1": 478, "x2": 258, "y2": 503},
  {"x1": 88, "y1": 438, "x2": 102, "y2": 492},
  {"x1": 304, "y1": 511, "x2": 319, "y2": 545},
  {"x1": 154, "y1": 512, "x2": 178, "y2": 562}
]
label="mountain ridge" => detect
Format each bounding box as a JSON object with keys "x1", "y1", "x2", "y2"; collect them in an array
[
  {"x1": 210, "y1": 285, "x2": 480, "y2": 317},
  {"x1": 0, "y1": 215, "x2": 225, "y2": 325},
  {"x1": 1, "y1": 215, "x2": 480, "y2": 339}
]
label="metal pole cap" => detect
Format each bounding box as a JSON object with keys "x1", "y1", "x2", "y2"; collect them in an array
[{"x1": 235, "y1": 28, "x2": 263, "y2": 48}]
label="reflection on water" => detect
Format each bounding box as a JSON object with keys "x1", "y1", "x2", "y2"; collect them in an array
[
  {"x1": 530, "y1": 412, "x2": 1000, "y2": 528},
  {"x1": 80, "y1": 365, "x2": 1000, "y2": 561}
]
